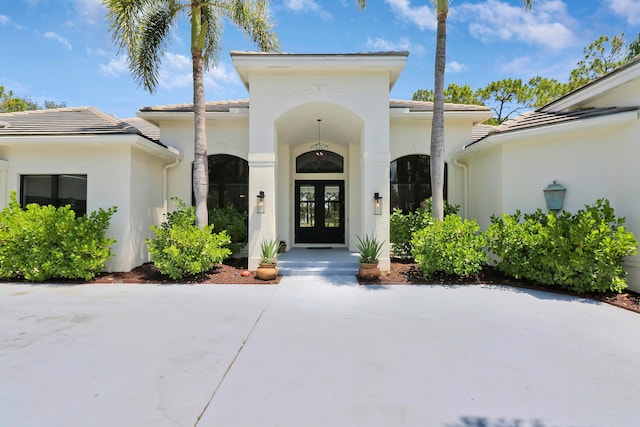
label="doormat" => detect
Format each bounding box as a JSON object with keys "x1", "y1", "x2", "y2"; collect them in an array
[{"x1": 307, "y1": 247, "x2": 332, "y2": 250}]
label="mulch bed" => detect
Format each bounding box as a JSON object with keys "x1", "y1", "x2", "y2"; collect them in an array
[{"x1": 91, "y1": 257, "x2": 281, "y2": 285}]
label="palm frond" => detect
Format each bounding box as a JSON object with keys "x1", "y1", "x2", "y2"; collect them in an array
[
  {"x1": 104, "y1": 0, "x2": 149, "y2": 53},
  {"x1": 199, "y1": 6, "x2": 223, "y2": 70},
  {"x1": 131, "y1": 0, "x2": 182, "y2": 92},
  {"x1": 223, "y1": 0, "x2": 280, "y2": 53}
]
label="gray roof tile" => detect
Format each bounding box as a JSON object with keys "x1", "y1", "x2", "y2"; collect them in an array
[
  {"x1": 141, "y1": 99, "x2": 490, "y2": 113},
  {"x1": 0, "y1": 106, "x2": 162, "y2": 144},
  {"x1": 470, "y1": 106, "x2": 640, "y2": 145}
]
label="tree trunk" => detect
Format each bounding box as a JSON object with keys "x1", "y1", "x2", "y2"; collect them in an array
[
  {"x1": 430, "y1": 9, "x2": 447, "y2": 221},
  {"x1": 192, "y1": 50, "x2": 209, "y2": 228}
]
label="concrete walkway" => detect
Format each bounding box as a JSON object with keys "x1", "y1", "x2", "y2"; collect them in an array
[{"x1": 1, "y1": 277, "x2": 640, "y2": 427}]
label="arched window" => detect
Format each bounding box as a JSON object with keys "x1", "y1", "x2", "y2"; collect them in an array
[
  {"x1": 296, "y1": 151, "x2": 344, "y2": 173},
  {"x1": 208, "y1": 154, "x2": 249, "y2": 213},
  {"x1": 390, "y1": 155, "x2": 447, "y2": 213}
]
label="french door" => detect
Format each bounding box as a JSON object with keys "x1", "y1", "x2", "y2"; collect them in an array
[{"x1": 295, "y1": 180, "x2": 345, "y2": 244}]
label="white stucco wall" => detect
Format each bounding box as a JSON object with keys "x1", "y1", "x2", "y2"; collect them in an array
[{"x1": 0, "y1": 137, "x2": 173, "y2": 273}]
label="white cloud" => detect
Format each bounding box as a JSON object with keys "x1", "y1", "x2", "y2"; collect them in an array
[
  {"x1": 446, "y1": 60, "x2": 467, "y2": 73},
  {"x1": 453, "y1": 0, "x2": 576, "y2": 51},
  {"x1": 366, "y1": 36, "x2": 425, "y2": 55},
  {"x1": 0, "y1": 14, "x2": 23, "y2": 30},
  {"x1": 384, "y1": 0, "x2": 437, "y2": 31},
  {"x1": 87, "y1": 47, "x2": 110, "y2": 57},
  {"x1": 284, "y1": 0, "x2": 332, "y2": 21},
  {"x1": 99, "y1": 51, "x2": 240, "y2": 92},
  {"x1": 44, "y1": 32, "x2": 72, "y2": 50},
  {"x1": 609, "y1": 0, "x2": 640, "y2": 25},
  {"x1": 99, "y1": 55, "x2": 129, "y2": 77},
  {"x1": 366, "y1": 36, "x2": 411, "y2": 51},
  {"x1": 73, "y1": 0, "x2": 106, "y2": 24},
  {"x1": 157, "y1": 53, "x2": 240, "y2": 91},
  {"x1": 499, "y1": 56, "x2": 534, "y2": 75}
]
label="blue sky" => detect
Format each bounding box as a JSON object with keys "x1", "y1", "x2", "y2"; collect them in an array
[{"x1": 1, "y1": 0, "x2": 639, "y2": 118}]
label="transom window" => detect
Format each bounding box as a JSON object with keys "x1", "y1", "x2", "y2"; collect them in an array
[
  {"x1": 296, "y1": 151, "x2": 344, "y2": 173},
  {"x1": 390, "y1": 155, "x2": 447, "y2": 213},
  {"x1": 21, "y1": 174, "x2": 88, "y2": 215}
]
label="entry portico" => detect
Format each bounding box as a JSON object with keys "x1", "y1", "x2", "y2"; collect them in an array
[
  {"x1": 234, "y1": 51, "x2": 408, "y2": 270},
  {"x1": 138, "y1": 51, "x2": 492, "y2": 273}
]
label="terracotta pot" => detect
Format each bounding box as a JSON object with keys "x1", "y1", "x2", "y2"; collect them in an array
[
  {"x1": 358, "y1": 262, "x2": 380, "y2": 281},
  {"x1": 256, "y1": 263, "x2": 278, "y2": 280}
]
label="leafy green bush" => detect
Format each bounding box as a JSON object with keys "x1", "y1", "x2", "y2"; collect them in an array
[
  {"x1": 486, "y1": 199, "x2": 638, "y2": 293},
  {"x1": 411, "y1": 215, "x2": 487, "y2": 278},
  {"x1": 147, "y1": 198, "x2": 231, "y2": 280},
  {"x1": 209, "y1": 205, "x2": 248, "y2": 254},
  {"x1": 390, "y1": 197, "x2": 460, "y2": 259},
  {"x1": 0, "y1": 192, "x2": 116, "y2": 282}
]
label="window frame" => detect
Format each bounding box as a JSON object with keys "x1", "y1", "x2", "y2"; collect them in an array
[{"x1": 20, "y1": 174, "x2": 88, "y2": 216}]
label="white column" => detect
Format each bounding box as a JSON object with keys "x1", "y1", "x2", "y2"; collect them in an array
[
  {"x1": 247, "y1": 152, "x2": 277, "y2": 270},
  {"x1": 360, "y1": 119, "x2": 391, "y2": 271}
]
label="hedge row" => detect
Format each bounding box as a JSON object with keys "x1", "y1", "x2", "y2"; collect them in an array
[{"x1": 406, "y1": 199, "x2": 637, "y2": 293}]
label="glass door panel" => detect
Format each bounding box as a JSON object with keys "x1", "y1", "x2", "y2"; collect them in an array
[{"x1": 299, "y1": 185, "x2": 315, "y2": 228}]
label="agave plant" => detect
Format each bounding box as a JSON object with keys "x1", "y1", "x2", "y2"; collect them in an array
[
  {"x1": 356, "y1": 234, "x2": 384, "y2": 264},
  {"x1": 260, "y1": 238, "x2": 281, "y2": 264}
]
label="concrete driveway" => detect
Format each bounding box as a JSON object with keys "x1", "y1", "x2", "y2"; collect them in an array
[{"x1": 1, "y1": 277, "x2": 640, "y2": 427}]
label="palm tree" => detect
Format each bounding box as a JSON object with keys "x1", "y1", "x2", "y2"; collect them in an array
[
  {"x1": 357, "y1": 0, "x2": 534, "y2": 220},
  {"x1": 104, "y1": 0, "x2": 279, "y2": 227}
]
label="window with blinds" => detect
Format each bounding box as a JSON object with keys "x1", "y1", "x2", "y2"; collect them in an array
[{"x1": 20, "y1": 174, "x2": 88, "y2": 215}]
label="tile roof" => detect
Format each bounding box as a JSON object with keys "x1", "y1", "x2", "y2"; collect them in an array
[
  {"x1": 390, "y1": 99, "x2": 491, "y2": 112},
  {"x1": 0, "y1": 106, "x2": 162, "y2": 144},
  {"x1": 469, "y1": 106, "x2": 640, "y2": 145},
  {"x1": 140, "y1": 99, "x2": 250, "y2": 113},
  {"x1": 141, "y1": 99, "x2": 491, "y2": 113}
]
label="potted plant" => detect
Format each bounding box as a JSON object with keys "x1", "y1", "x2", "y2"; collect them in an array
[
  {"x1": 357, "y1": 234, "x2": 384, "y2": 281},
  {"x1": 256, "y1": 237, "x2": 281, "y2": 280}
]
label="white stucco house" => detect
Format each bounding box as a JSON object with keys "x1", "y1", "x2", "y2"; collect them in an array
[{"x1": 0, "y1": 51, "x2": 638, "y2": 291}]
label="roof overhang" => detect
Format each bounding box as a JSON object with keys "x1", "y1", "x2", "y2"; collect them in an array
[
  {"x1": 453, "y1": 108, "x2": 640, "y2": 159},
  {"x1": 540, "y1": 57, "x2": 640, "y2": 112},
  {"x1": 0, "y1": 134, "x2": 182, "y2": 161},
  {"x1": 230, "y1": 51, "x2": 409, "y2": 91},
  {"x1": 137, "y1": 109, "x2": 250, "y2": 126},
  {"x1": 390, "y1": 108, "x2": 493, "y2": 124}
]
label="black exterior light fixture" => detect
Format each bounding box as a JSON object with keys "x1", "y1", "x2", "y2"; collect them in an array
[
  {"x1": 543, "y1": 181, "x2": 566, "y2": 214},
  {"x1": 257, "y1": 190, "x2": 265, "y2": 214},
  {"x1": 310, "y1": 119, "x2": 328, "y2": 157},
  {"x1": 374, "y1": 192, "x2": 383, "y2": 215}
]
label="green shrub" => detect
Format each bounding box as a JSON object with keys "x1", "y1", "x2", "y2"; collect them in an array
[
  {"x1": 0, "y1": 192, "x2": 116, "y2": 282},
  {"x1": 390, "y1": 197, "x2": 460, "y2": 259},
  {"x1": 486, "y1": 199, "x2": 638, "y2": 293},
  {"x1": 411, "y1": 215, "x2": 487, "y2": 278},
  {"x1": 209, "y1": 205, "x2": 248, "y2": 254},
  {"x1": 147, "y1": 198, "x2": 231, "y2": 280}
]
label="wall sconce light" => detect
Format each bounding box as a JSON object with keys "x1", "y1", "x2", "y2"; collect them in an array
[
  {"x1": 543, "y1": 181, "x2": 566, "y2": 213},
  {"x1": 257, "y1": 191, "x2": 265, "y2": 214},
  {"x1": 374, "y1": 192, "x2": 383, "y2": 215}
]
